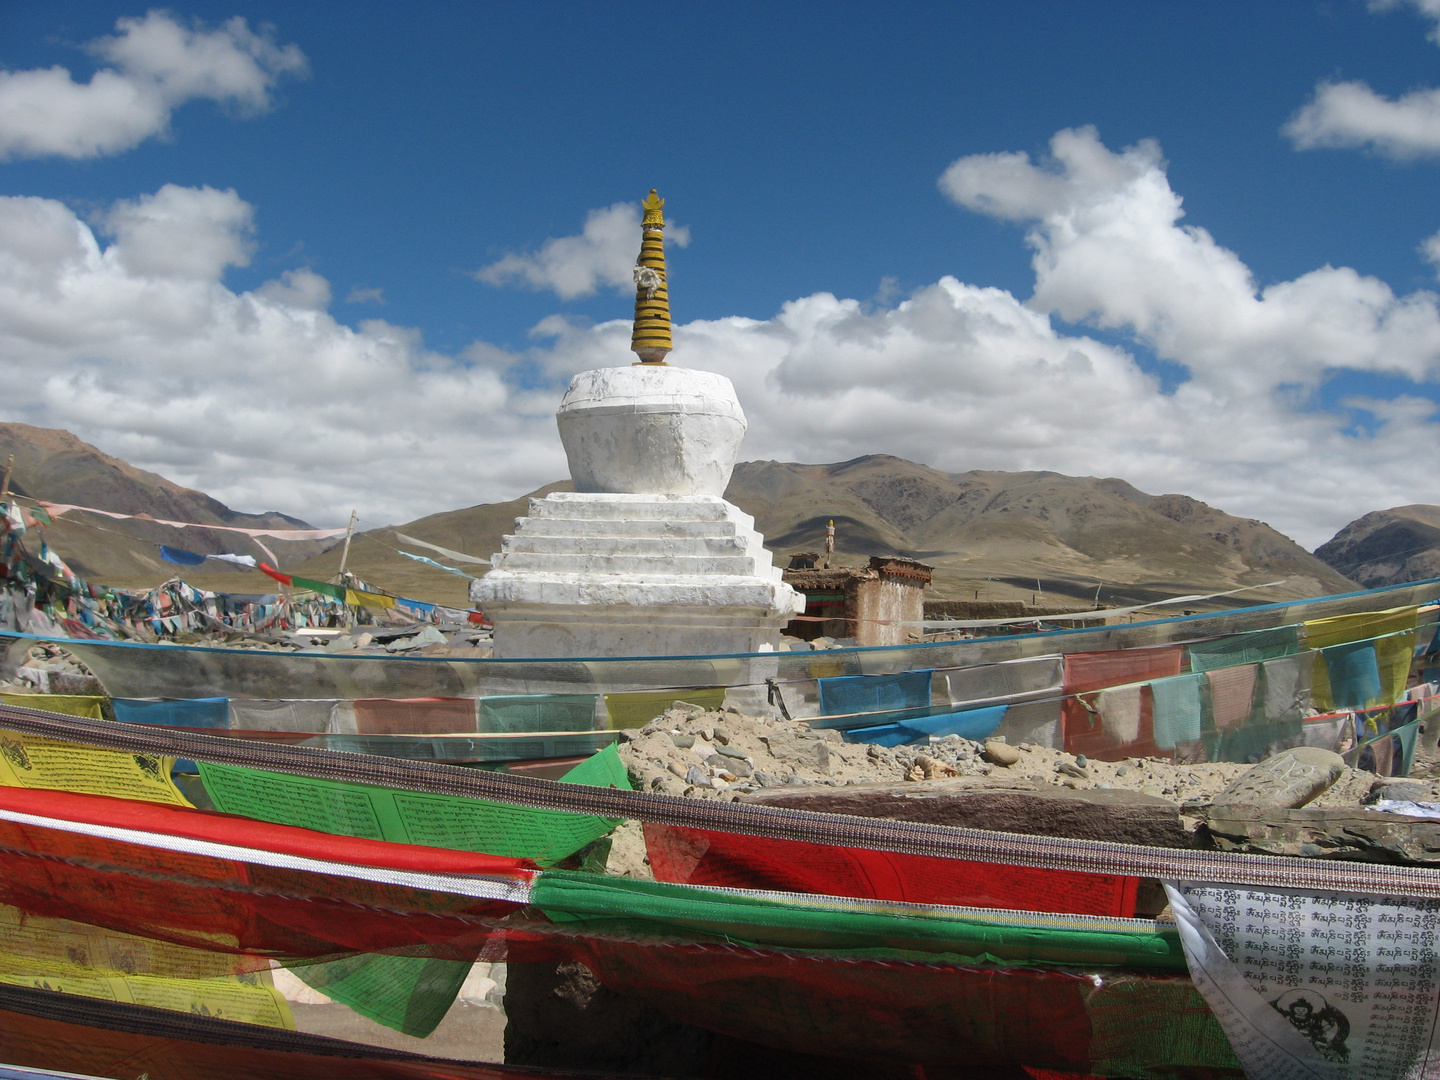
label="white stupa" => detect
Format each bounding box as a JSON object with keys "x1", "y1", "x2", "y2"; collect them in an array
[{"x1": 470, "y1": 191, "x2": 803, "y2": 659}]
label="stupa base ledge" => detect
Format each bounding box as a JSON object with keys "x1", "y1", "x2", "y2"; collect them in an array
[
  {"x1": 472, "y1": 572, "x2": 798, "y2": 610},
  {"x1": 475, "y1": 600, "x2": 799, "y2": 660}
]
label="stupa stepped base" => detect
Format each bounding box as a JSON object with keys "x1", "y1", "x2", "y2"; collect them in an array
[
  {"x1": 471, "y1": 492, "x2": 803, "y2": 659},
  {"x1": 487, "y1": 492, "x2": 785, "y2": 581}
]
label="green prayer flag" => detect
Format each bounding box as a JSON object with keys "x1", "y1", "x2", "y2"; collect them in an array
[
  {"x1": 289, "y1": 575, "x2": 346, "y2": 601},
  {"x1": 1186, "y1": 626, "x2": 1298, "y2": 672},
  {"x1": 197, "y1": 743, "x2": 631, "y2": 863},
  {"x1": 287, "y1": 952, "x2": 472, "y2": 1037}
]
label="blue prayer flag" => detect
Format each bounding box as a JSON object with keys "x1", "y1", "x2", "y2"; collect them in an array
[
  {"x1": 843, "y1": 704, "x2": 1008, "y2": 747},
  {"x1": 159, "y1": 545, "x2": 207, "y2": 567},
  {"x1": 1323, "y1": 642, "x2": 1383, "y2": 710},
  {"x1": 817, "y1": 670, "x2": 933, "y2": 723}
]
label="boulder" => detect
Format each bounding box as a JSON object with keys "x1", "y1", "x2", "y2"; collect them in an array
[
  {"x1": 1209, "y1": 747, "x2": 1345, "y2": 811},
  {"x1": 1205, "y1": 806, "x2": 1440, "y2": 864},
  {"x1": 744, "y1": 776, "x2": 1193, "y2": 848}
]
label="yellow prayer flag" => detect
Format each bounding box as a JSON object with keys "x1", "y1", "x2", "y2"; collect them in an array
[
  {"x1": 0, "y1": 728, "x2": 191, "y2": 806},
  {"x1": 345, "y1": 589, "x2": 396, "y2": 609},
  {"x1": 602, "y1": 687, "x2": 725, "y2": 730},
  {"x1": 1306, "y1": 606, "x2": 1418, "y2": 711},
  {"x1": 0, "y1": 694, "x2": 106, "y2": 721},
  {"x1": 1303, "y1": 606, "x2": 1418, "y2": 650}
]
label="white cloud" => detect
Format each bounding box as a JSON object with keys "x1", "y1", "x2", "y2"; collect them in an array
[
  {"x1": 6, "y1": 141, "x2": 1440, "y2": 554},
  {"x1": 99, "y1": 184, "x2": 255, "y2": 279},
  {"x1": 256, "y1": 268, "x2": 330, "y2": 311},
  {"x1": 1284, "y1": 1, "x2": 1440, "y2": 158},
  {"x1": 476, "y1": 201, "x2": 691, "y2": 300},
  {"x1": 0, "y1": 186, "x2": 563, "y2": 529},
  {"x1": 0, "y1": 11, "x2": 306, "y2": 161},
  {"x1": 1421, "y1": 229, "x2": 1440, "y2": 278},
  {"x1": 1372, "y1": 0, "x2": 1440, "y2": 45},
  {"x1": 1285, "y1": 81, "x2": 1440, "y2": 158},
  {"x1": 345, "y1": 286, "x2": 385, "y2": 305}
]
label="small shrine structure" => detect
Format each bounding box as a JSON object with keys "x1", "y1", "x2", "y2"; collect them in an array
[{"x1": 472, "y1": 191, "x2": 804, "y2": 658}]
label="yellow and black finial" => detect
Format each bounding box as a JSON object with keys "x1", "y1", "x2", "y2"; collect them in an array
[{"x1": 631, "y1": 189, "x2": 672, "y2": 364}]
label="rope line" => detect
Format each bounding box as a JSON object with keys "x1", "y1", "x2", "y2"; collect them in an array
[{"x1": 2, "y1": 701, "x2": 1439, "y2": 897}]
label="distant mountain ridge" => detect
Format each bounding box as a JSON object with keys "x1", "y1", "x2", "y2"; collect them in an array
[
  {"x1": 0, "y1": 426, "x2": 1364, "y2": 609},
  {"x1": 286, "y1": 455, "x2": 1357, "y2": 610},
  {"x1": 0, "y1": 423, "x2": 328, "y2": 585},
  {"x1": 1314, "y1": 505, "x2": 1440, "y2": 588},
  {"x1": 724, "y1": 456, "x2": 1354, "y2": 607}
]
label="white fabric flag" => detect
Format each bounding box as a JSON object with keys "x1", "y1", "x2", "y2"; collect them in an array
[{"x1": 1164, "y1": 882, "x2": 1440, "y2": 1079}]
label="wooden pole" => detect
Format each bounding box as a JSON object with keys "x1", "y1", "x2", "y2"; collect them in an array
[{"x1": 336, "y1": 509, "x2": 358, "y2": 583}]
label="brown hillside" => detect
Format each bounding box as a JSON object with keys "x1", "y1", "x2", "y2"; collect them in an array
[
  {"x1": 296, "y1": 454, "x2": 1356, "y2": 612},
  {"x1": 0, "y1": 423, "x2": 329, "y2": 590},
  {"x1": 725, "y1": 456, "x2": 1355, "y2": 609},
  {"x1": 8, "y1": 428, "x2": 1359, "y2": 612},
  {"x1": 1315, "y1": 505, "x2": 1440, "y2": 588},
  {"x1": 283, "y1": 482, "x2": 573, "y2": 608}
]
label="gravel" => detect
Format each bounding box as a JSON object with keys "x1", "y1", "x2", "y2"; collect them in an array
[{"x1": 616, "y1": 703, "x2": 1402, "y2": 814}]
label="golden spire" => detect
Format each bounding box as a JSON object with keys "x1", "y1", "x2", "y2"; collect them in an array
[{"x1": 631, "y1": 189, "x2": 672, "y2": 364}]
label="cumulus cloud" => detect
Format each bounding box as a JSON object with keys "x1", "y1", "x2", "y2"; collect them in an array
[
  {"x1": 0, "y1": 11, "x2": 307, "y2": 161},
  {"x1": 346, "y1": 286, "x2": 385, "y2": 305},
  {"x1": 98, "y1": 184, "x2": 255, "y2": 279},
  {"x1": 943, "y1": 127, "x2": 1440, "y2": 393},
  {"x1": 1285, "y1": 81, "x2": 1440, "y2": 158},
  {"x1": 476, "y1": 201, "x2": 691, "y2": 300},
  {"x1": 6, "y1": 136, "x2": 1440, "y2": 551},
  {"x1": 1284, "y1": 1, "x2": 1440, "y2": 158},
  {"x1": 1423, "y1": 229, "x2": 1440, "y2": 274},
  {"x1": 932, "y1": 126, "x2": 1440, "y2": 544},
  {"x1": 1372, "y1": 0, "x2": 1440, "y2": 45},
  {"x1": 0, "y1": 186, "x2": 563, "y2": 529},
  {"x1": 256, "y1": 268, "x2": 330, "y2": 310}
]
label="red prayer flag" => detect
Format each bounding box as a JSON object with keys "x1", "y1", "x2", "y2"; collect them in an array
[{"x1": 257, "y1": 563, "x2": 293, "y2": 586}]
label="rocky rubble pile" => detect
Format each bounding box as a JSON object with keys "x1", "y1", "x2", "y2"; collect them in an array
[
  {"x1": 616, "y1": 702, "x2": 1440, "y2": 867},
  {"x1": 619, "y1": 700, "x2": 1278, "y2": 807},
  {"x1": 0, "y1": 641, "x2": 105, "y2": 696}
]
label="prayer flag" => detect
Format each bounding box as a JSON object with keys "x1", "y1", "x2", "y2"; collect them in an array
[{"x1": 159, "y1": 546, "x2": 207, "y2": 567}]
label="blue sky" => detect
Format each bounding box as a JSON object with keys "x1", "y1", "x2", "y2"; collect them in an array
[{"x1": 3, "y1": 3, "x2": 1440, "y2": 547}]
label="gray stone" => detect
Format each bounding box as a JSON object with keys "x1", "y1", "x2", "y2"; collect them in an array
[
  {"x1": 725, "y1": 759, "x2": 753, "y2": 778},
  {"x1": 684, "y1": 765, "x2": 710, "y2": 787},
  {"x1": 47, "y1": 671, "x2": 105, "y2": 695},
  {"x1": 1368, "y1": 779, "x2": 1431, "y2": 804},
  {"x1": 1056, "y1": 760, "x2": 1087, "y2": 779},
  {"x1": 983, "y1": 740, "x2": 1021, "y2": 766},
  {"x1": 744, "y1": 777, "x2": 1192, "y2": 848},
  {"x1": 1210, "y1": 747, "x2": 1346, "y2": 811},
  {"x1": 760, "y1": 728, "x2": 835, "y2": 773},
  {"x1": 670, "y1": 734, "x2": 695, "y2": 748},
  {"x1": 1205, "y1": 806, "x2": 1440, "y2": 864}
]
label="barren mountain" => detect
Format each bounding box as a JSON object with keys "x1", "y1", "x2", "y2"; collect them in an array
[
  {"x1": 725, "y1": 456, "x2": 1355, "y2": 608},
  {"x1": 282, "y1": 482, "x2": 574, "y2": 608},
  {"x1": 0, "y1": 423, "x2": 328, "y2": 587},
  {"x1": 7, "y1": 428, "x2": 1359, "y2": 611},
  {"x1": 284, "y1": 455, "x2": 1355, "y2": 611},
  {"x1": 1314, "y1": 505, "x2": 1440, "y2": 588}
]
